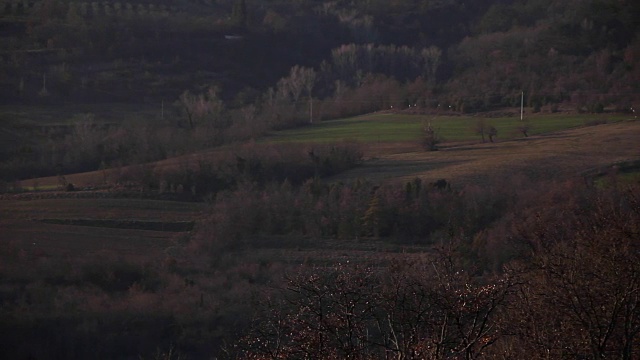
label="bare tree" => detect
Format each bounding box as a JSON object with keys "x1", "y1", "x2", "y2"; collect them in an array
[
  {"x1": 487, "y1": 125, "x2": 497, "y2": 142},
  {"x1": 281, "y1": 66, "x2": 308, "y2": 104},
  {"x1": 178, "y1": 90, "x2": 197, "y2": 129},
  {"x1": 517, "y1": 123, "x2": 531, "y2": 137},
  {"x1": 421, "y1": 46, "x2": 442, "y2": 86},
  {"x1": 237, "y1": 251, "x2": 517, "y2": 359},
  {"x1": 177, "y1": 87, "x2": 225, "y2": 130},
  {"x1": 474, "y1": 119, "x2": 488, "y2": 143},
  {"x1": 422, "y1": 121, "x2": 442, "y2": 151},
  {"x1": 273, "y1": 66, "x2": 317, "y2": 125},
  {"x1": 505, "y1": 185, "x2": 640, "y2": 359},
  {"x1": 238, "y1": 264, "x2": 381, "y2": 359}
]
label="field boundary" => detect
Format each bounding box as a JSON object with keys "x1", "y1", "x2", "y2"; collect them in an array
[{"x1": 38, "y1": 218, "x2": 195, "y2": 232}]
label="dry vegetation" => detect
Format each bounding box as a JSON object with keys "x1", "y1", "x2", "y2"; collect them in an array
[
  {"x1": 2, "y1": 0, "x2": 638, "y2": 357},
  {"x1": 1, "y1": 116, "x2": 640, "y2": 359},
  {"x1": 331, "y1": 119, "x2": 640, "y2": 185},
  {"x1": 0, "y1": 198, "x2": 202, "y2": 259},
  {"x1": 17, "y1": 116, "x2": 640, "y2": 189}
]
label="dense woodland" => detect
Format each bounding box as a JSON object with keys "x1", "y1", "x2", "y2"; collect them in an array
[
  {"x1": 1, "y1": 0, "x2": 639, "y2": 181},
  {"x1": 1, "y1": 1, "x2": 640, "y2": 359}
]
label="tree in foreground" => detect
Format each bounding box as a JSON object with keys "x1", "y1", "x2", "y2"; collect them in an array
[
  {"x1": 235, "y1": 249, "x2": 518, "y2": 359},
  {"x1": 233, "y1": 183, "x2": 640, "y2": 359},
  {"x1": 501, "y1": 184, "x2": 640, "y2": 359}
]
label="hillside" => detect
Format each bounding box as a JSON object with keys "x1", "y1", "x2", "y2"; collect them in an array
[
  {"x1": 1, "y1": 0, "x2": 639, "y2": 184},
  {"x1": 1, "y1": 3, "x2": 640, "y2": 357},
  {"x1": 2, "y1": 115, "x2": 640, "y2": 358},
  {"x1": 2, "y1": 0, "x2": 638, "y2": 105}
]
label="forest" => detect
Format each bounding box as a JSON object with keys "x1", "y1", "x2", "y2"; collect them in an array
[{"x1": 0, "y1": 0, "x2": 639, "y2": 359}]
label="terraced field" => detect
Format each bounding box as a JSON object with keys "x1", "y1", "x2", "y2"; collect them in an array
[{"x1": 0, "y1": 197, "x2": 205, "y2": 260}]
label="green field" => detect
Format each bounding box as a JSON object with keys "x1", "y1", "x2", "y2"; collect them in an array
[{"x1": 266, "y1": 112, "x2": 631, "y2": 144}]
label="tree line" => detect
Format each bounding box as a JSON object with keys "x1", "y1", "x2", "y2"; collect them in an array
[{"x1": 3, "y1": 0, "x2": 637, "y2": 108}]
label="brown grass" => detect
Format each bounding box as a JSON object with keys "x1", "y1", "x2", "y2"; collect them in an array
[
  {"x1": 4, "y1": 120, "x2": 639, "y2": 263},
  {"x1": 0, "y1": 198, "x2": 204, "y2": 260},
  {"x1": 332, "y1": 120, "x2": 640, "y2": 185},
  {"x1": 20, "y1": 120, "x2": 639, "y2": 190}
]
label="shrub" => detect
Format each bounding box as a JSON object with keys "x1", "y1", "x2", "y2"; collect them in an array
[{"x1": 422, "y1": 123, "x2": 442, "y2": 151}]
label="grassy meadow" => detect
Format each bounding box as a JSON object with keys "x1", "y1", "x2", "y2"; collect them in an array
[
  {"x1": 264, "y1": 111, "x2": 639, "y2": 185},
  {"x1": 9, "y1": 109, "x2": 637, "y2": 189},
  {"x1": 267, "y1": 112, "x2": 630, "y2": 143}
]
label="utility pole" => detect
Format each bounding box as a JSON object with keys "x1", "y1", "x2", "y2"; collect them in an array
[{"x1": 520, "y1": 91, "x2": 524, "y2": 121}]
